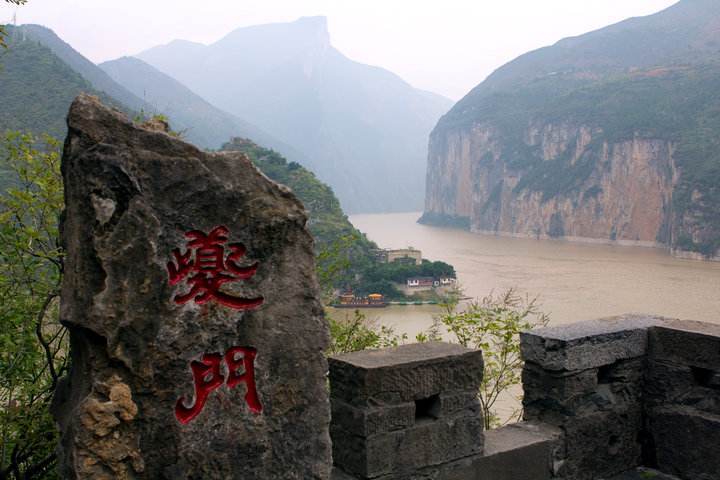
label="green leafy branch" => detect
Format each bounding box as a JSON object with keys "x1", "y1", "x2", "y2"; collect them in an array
[
  {"x1": 418, "y1": 288, "x2": 549, "y2": 429},
  {"x1": 0, "y1": 132, "x2": 66, "y2": 480}
]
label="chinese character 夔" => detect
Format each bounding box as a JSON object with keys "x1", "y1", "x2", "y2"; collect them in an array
[
  {"x1": 167, "y1": 226, "x2": 264, "y2": 310},
  {"x1": 175, "y1": 346, "x2": 262, "y2": 424}
]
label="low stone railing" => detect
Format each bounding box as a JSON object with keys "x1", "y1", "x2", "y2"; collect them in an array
[{"x1": 328, "y1": 314, "x2": 720, "y2": 480}]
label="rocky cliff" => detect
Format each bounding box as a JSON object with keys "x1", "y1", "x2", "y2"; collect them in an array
[
  {"x1": 425, "y1": 123, "x2": 676, "y2": 247},
  {"x1": 421, "y1": 0, "x2": 720, "y2": 259}
]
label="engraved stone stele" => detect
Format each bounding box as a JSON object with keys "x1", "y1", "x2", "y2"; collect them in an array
[{"x1": 51, "y1": 94, "x2": 332, "y2": 479}]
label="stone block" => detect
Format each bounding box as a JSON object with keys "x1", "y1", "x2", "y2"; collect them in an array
[
  {"x1": 520, "y1": 314, "x2": 667, "y2": 371},
  {"x1": 474, "y1": 422, "x2": 561, "y2": 480},
  {"x1": 645, "y1": 360, "x2": 720, "y2": 416},
  {"x1": 649, "y1": 406, "x2": 720, "y2": 480},
  {"x1": 331, "y1": 412, "x2": 483, "y2": 478},
  {"x1": 649, "y1": 320, "x2": 720, "y2": 370},
  {"x1": 438, "y1": 391, "x2": 481, "y2": 418},
  {"x1": 559, "y1": 407, "x2": 643, "y2": 480},
  {"x1": 52, "y1": 95, "x2": 332, "y2": 479},
  {"x1": 522, "y1": 363, "x2": 598, "y2": 421},
  {"x1": 337, "y1": 422, "x2": 560, "y2": 480},
  {"x1": 331, "y1": 399, "x2": 415, "y2": 437},
  {"x1": 329, "y1": 342, "x2": 483, "y2": 405},
  {"x1": 523, "y1": 358, "x2": 645, "y2": 423}
]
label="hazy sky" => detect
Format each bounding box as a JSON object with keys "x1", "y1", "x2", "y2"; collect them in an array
[{"x1": 3, "y1": 0, "x2": 679, "y2": 99}]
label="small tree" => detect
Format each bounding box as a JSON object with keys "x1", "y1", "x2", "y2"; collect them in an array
[
  {"x1": 327, "y1": 309, "x2": 406, "y2": 355},
  {"x1": 0, "y1": 132, "x2": 66, "y2": 480},
  {"x1": 418, "y1": 288, "x2": 549, "y2": 429}
]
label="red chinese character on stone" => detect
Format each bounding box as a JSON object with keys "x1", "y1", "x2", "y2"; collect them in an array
[
  {"x1": 175, "y1": 347, "x2": 262, "y2": 424},
  {"x1": 225, "y1": 347, "x2": 262, "y2": 414},
  {"x1": 167, "y1": 226, "x2": 264, "y2": 310},
  {"x1": 174, "y1": 353, "x2": 224, "y2": 424}
]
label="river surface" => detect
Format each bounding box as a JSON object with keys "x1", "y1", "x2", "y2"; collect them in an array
[{"x1": 336, "y1": 212, "x2": 720, "y2": 338}]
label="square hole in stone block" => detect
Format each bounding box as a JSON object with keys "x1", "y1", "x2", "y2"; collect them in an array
[
  {"x1": 415, "y1": 394, "x2": 440, "y2": 421},
  {"x1": 597, "y1": 363, "x2": 614, "y2": 385},
  {"x1": 691, "y1": 366, "x2": 720, "y2": 389}
]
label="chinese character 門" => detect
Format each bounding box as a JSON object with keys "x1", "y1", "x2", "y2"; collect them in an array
[{"x1": 175, "y1": 346, "x2": 262, "y2": 424}]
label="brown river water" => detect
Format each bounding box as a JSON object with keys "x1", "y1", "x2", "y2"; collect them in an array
[{"x1": 338, "y1": 212, "x2": 720, "y2": 336}]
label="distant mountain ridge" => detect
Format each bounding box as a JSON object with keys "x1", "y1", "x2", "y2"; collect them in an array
[
  {"x1": 6, "y1": 24, "x2": 282, "y2": 153},
  {"x1": 137, "y1": 16, "x2": 452, "y2": 213},
  {"x1": 14, "y1": 24, "x2": 149, "y2": 113},
  {"x1": 423, "y1": 0, "x2": 720, "y2": 259},
  {"x1": 98, "y1": 56, "x2": 307, "y2": 157}
]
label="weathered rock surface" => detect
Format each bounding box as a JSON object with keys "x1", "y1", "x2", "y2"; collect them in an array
[
  {"x1": 422, "y1": 124, "x2": 679, "y2": 248},
  {"x1": 608, "y1": 468, "x2": 681, "y2": 480},
  {"x1": 328, "y1": 342, "x2": 484, "y2": 479},
  {"x1": 519, "y1": 315, "x2": 664, "y2": 480},
  {"x1": 648, "y1": 406, "x2": 720, "y2": 480},
  {"x1": 520, "y1": 314, "x2": 666, "y2": 371},
  {"x1": 52, "y1": 94, "x2": 332, "y2": 479}
]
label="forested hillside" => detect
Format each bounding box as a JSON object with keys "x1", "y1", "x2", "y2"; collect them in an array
[{"x1": 0, "y1": 30, "x2": 115, "y2": 137}]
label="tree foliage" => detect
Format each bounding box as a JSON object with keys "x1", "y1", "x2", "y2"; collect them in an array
[
  {"x1": 418, "y1": 289, "x2": 549, "y2": 429},
  {"x1": 327, "y1": 309, "x2": 406, "y2": 356},
  {"x1": 359, "y1": 259, "x2": 455, "y2": 290},
  {"x1": 0, "y1": 132, "x2": 65, "y2": 479}
]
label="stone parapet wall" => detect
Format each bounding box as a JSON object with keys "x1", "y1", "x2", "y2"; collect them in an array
[
  {"x1": 519, "y1": 314, "x2": 666, "y2": 479},
  {"x1": 328, "y1": 343, "x2": 485, "y2": 479},
  {"x1": 645, "y1": 320, "x2": 720, "y2": 479},
  {"x1": 329, "y1": 315, "x2": 720, "y2": 480},
  {"x1": 520, "y1": 314, "x2": 720, "y2": 480}
]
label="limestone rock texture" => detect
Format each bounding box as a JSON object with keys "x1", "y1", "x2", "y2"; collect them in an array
[
  {"x1": 423, "y1": 123, "x2": 677, "y2": 248},
  {"x1": 52, "y1": 94, "x2": 332, "y2": 479}
]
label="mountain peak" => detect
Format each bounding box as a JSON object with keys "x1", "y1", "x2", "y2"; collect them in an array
[
  {"x1": 214, "y1": 15, "x2": 330, "y2": 51},
  {"x1": 291, "y1": 16, "x2": 330, "y2": 51},
  {"x1": 295, "y1": 16, "x2": 329, "y2": 45},
  {"x1": 295, "y1": 15, "x2": 328, "y2": 28}
]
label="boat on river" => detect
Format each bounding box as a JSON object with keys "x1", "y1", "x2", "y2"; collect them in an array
[{"x1": 331, "y1": 292, "x2": 387, "y2": 308}]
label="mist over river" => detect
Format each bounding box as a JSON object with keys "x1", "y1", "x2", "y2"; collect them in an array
[{"x1": 336, "y1": 212, "x2": 720, "y2": 338}]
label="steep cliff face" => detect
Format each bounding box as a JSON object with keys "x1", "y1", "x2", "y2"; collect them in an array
[
  {"x1": 422, "y1": 0, "x2": 720, "y2": 259},
  {"x1": 425, "y1": 123, "x2": 676, "y2": 246}
]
